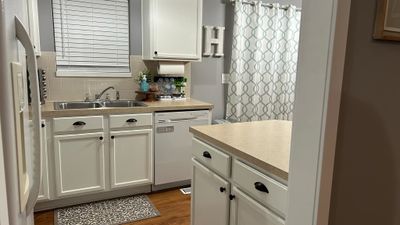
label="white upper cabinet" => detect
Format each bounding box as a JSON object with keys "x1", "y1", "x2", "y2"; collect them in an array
[{"x1": 142, "y1": 0, "x2": 203, "y2": 61}]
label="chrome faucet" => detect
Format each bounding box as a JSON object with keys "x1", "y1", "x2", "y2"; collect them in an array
[{"x1": 95, "y1": 86, "x2": 115, "y2": 100}]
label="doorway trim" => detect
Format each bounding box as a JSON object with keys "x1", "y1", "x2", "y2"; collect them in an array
[{"x1": 286, "y1": 0, "x2": 351, "y2": 225}]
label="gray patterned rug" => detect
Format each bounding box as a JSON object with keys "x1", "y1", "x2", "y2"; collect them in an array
[{"x1": 55, "y1": 195, "x2": 160, "y2": 225}]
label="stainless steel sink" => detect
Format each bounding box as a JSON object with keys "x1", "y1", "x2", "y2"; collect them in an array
[
  {"x1": 54, "y1": 101, "x2": 103, "y2": 110},
  {"x1": 54, "y1": 100, "x2": 147, "y2": 110},
  {"x1": 102, "y1": 100, "x2": 147, "y2": 108}
]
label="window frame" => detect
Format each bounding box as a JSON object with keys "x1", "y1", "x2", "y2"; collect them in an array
[{"x1": 52, "y1": 0, "x2": 132, "y2": 78}]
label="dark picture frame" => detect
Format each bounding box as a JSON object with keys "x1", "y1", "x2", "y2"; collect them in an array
[{"x1": 374, "y1": 0, "x2": 400, "y2": 41}]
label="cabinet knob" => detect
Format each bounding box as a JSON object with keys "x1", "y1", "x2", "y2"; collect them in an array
[
  {"x1": 126, "y1": 118, "x2": 138, "y2": 123},
  {"x1": 154, "y1": 51, "x2": 158, "y2": 55},
  {"x1": 254, "y1": 182, "x2": 269, "y2": 193},
  {"x1": 41, "y1": 123, "x2": 45, "y2": 128},
  {"x1": 219, "y1": 187, "x2": 226, "y2": 193},
  {"x1": 111, "y1": 136, "x2": 115, "y2": 139},
  {"x1": 202, "y1": 151, "x2": 212, "y2": 159},
  {"x1": 99, "y1": 137, "x2": 104, "y2": 140},
  {"x1": 229, "y1": 194, "x2": 236, "y2": 200},
  {"x1": 73, "y1": 121, "x2": 86, "y2": 126}
]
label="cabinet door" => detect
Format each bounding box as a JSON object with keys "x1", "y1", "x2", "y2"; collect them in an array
[
  {"x1": 54, "y1": 132, "x2": 105, "y2": 197},
  {"x1": 153, "y1": 0, "x2": 201, "y2": 60},
  {"x1": 230, "y1": 187, "x2": 285, "y2": 225},
  {"x1": 192, "y1": 159, "x2": 229, "y2": 225},
  {"x1": 37, "y1": 121, "x2": 49, "y2": 201},
  {"x1": 110, "y1": 129, "x2": 153, "y2": 189}
]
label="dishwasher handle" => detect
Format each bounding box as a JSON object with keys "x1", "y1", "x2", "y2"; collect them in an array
[{"x1": 157, "y1": 117, "x2": 199, "y2": 124}]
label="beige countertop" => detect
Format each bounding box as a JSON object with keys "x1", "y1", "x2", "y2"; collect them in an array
[
  {"x1": 190, "y1": 120, "x2": 292, "y2": 181},
  {"x1": 41, "y1": 99, "x2": 213, "y2": 118}
]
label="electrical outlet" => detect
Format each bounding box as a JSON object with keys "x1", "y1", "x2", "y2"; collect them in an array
[{"x1": 221, "y1": 73, "x2": 229, "y2": 84}]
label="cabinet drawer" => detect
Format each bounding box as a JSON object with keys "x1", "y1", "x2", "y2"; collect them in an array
[
  {"x1": 232, "y1": 159, "x2": 288, "y2": 217},
  {"x1": 110, "y1": 114, "x2": 152, "y2": 129},
  {"x1": 192, "y1": 138, "x2": 231, "y2": 178},
  {"x1": 53, "y1": 116, "x2": 104, "y2": 133}
]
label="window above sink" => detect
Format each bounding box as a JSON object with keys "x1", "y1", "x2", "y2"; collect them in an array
[{"x1": 52, "y1": 0, "x2": 131, "y2": 77}]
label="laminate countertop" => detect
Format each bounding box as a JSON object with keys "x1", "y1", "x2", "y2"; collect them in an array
[
  {"x1": 190, "y1": 120, "x2": 292, "y2": 181},
  {"x1": 41, "y1": 99, "x2": 213, "y2": 118}
]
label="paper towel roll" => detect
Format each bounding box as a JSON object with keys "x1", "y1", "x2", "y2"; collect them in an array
[{"x1": 157, "y1": 62, "x2": 185, "y2": 75}]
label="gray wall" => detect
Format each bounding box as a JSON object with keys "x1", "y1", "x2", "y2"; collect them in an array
[
  {"x1": 191, "y1": 0, "x2": 228, "y2": 121},
  {"x1": 329, "y1": 0, "x2": 400, "y2": 225}
]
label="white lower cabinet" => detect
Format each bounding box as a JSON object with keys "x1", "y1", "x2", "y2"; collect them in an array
[
  {"x1": 192, "y1": 159, "x2": 229, "y2": 225},
  {"x1": 110, "y1": 129, "x2": 153, "y2": 189},
  {"x1": 191, "y1": 138, "x2": 287, "y2": 225},
  {"x1": 230, "y1": 187, "x2": 285, "y2": 225},
  {"x1": 54, "y1": 132, "x2": 106, "y2": 197}
]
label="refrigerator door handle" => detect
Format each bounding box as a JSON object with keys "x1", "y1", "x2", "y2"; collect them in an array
[{"x1": 15, "y1": 16, "x2": 42, "y2": 214}]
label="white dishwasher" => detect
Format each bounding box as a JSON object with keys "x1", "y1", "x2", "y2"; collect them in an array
[{"x1": 154, "y1": 110, "x2": 210, "y2": 189}]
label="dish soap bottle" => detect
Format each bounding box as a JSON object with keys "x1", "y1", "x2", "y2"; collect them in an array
[{"x1": 140, "y1": 74, "x2": 149, "y2": 92}]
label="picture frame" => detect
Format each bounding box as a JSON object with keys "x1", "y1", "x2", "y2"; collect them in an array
[{"x1": 374, "y1": 0, "x2": 400, "y2": 41}]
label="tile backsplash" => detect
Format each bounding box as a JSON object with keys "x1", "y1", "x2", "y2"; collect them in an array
[{"x1": 37, "y1": 52, "x2": 191, "y2": 102}]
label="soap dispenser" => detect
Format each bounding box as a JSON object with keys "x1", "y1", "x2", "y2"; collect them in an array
[{"x1": 140, "y1": 74, "x2": 149, "y2": 92}]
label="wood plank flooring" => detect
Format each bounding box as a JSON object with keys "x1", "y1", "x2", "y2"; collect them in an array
[{"x1": 34, "y1": 189, "x2": 191, "y2": 225}]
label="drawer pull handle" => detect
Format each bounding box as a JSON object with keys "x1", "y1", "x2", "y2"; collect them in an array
[
  {"x1": 229, "y1": 194, "x2": 236, "y2": 200},
  {"x1": 219, "y1": 187, "x2": 226, "y2": 193},
  {"x1": 73, "y1": 121, "x2": 86, "y2": 126},
  {"x1": 126, "y1": 118, "x2": 138, "y2": 123},
  {"x1": 202, "y1": 151, "x2": 212, "y2": 159},
  {"x1": 254, "y1": 182, "x2": 269, "y2": 193}
]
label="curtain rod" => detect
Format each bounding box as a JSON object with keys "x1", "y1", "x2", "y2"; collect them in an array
[{"x1": 228, "y1": 0, "x2": 302, "y2": 12}]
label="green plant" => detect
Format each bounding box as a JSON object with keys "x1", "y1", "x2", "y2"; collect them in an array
[
  {"x1": 174, "y1": 77, "x2": 187, "y2": 88},
  {"x1": 135, "y1": 70, "x2": 153, "y2": 84}
]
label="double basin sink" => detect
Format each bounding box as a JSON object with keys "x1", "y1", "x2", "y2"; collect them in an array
[{"x1": 54, "y1": 100, "x2": 147, "y2": 110}]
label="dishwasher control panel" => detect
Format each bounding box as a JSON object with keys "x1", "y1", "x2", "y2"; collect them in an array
[{"x1": 156, "y1": 126, "x2": 174, "y2": 133}]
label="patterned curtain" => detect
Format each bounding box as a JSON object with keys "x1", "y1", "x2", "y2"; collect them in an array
[{"x1": 226, "y1": 1, "x2": 301, "y2": 122}]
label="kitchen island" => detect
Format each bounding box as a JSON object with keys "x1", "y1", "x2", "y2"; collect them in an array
[{"x1": 189, "y1": 120, "x2": 292, "y2": 225}]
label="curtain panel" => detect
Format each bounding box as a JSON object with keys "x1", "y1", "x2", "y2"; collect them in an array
[{"x1": 226, "y1": 1, "x2": 301, "y2": 122}]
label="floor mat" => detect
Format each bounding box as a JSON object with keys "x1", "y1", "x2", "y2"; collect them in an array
[{"x1": 55, "y1": 195, "x2": 160, "y2": 225}]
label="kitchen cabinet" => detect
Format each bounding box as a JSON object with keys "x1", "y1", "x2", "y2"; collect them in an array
[
  {"x1": 191, "y1": 138, "x2": 287, "y2": 225},
  {"x1": 54, "y1": 132, "x2": 106, "y2": 197},
  {"x1": 230, "y1": 187, "x2": 285, "y2": 225},
  {"x1": 110, "y1": 129, "x2": 153, "y2": 189},
  {"x1": 192, "y1": 158, "x2": 230, "y2": 225},
  {"x1": 142, "y1": 0, "x2": 202, "y2": 61},
  {"x1": 49, "y1": 114, "x2": 152, "y2": 199}
]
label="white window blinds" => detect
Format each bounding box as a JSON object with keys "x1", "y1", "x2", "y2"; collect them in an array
[{"x1": 53, "y1": 0, "x2": 130, "y2": 75}]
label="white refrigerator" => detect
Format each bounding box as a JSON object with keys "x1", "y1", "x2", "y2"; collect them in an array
[{"x1": 0, "y1": 0, "x2": 43, "y2": 224}]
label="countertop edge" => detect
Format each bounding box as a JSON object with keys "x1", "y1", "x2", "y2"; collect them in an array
[
  {"x1": 41, "y1": 99, "x2": 214, "y2": 118},
  {"x1": 189, "y1": 127, "x2": 289, "y2": 181}
]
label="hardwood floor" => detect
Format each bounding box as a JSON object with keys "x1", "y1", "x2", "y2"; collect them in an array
[{"x1": 34, "y1": 189, "x2": 191, "y2": 225}]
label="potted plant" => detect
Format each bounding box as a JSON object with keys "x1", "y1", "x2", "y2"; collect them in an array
[{"x1": 135, "y1": 70, "x2": 153, "y2": 92}]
